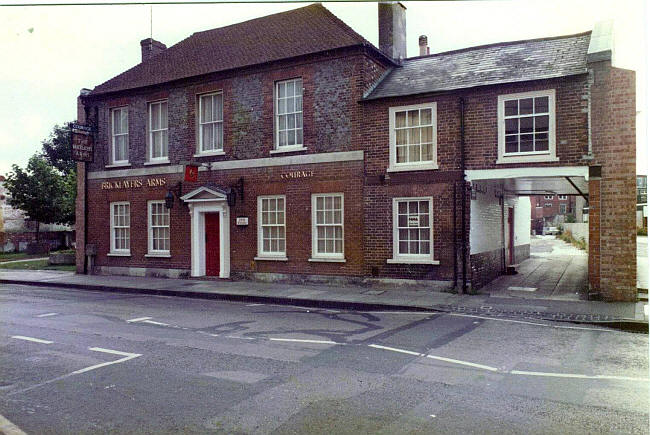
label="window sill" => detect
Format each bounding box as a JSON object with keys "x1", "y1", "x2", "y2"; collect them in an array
[
  {"x1": 144, "y1": 160, "x2": 171, "y2": 166},
  {"x1": 254, "y1": 256, "x2": 288, "y2": 261},
  {"x1": 387, "y1": 258, "x2": 440, "y2": 265},
  {"x1": 387, "y1": 163, "x2": 438, "y2": 173},
  {"x1": 105, "y1": 163, "x2": 131, "y2": 168},
  {"x1": 107, "y1": 252, "x2": 131, "y2": 257},
  {"x1": 145, "y1": 253, "x2": 171, "y2": 258},
  {"x1": 308, "y1": 257, "x2": 346, "y2": 263},
  {"x1": 193, "y1": 151, "x2": 225, "y2": 157},
  {"x1": 496, "y1": 154, "x2": 559, "y2": 164},
  {"x1": 270, "y1": 146, "x2": 307, "y2": 155}
]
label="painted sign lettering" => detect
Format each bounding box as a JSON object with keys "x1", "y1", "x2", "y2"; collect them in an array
[
  {"x1": 101, "y1": 177, "x2": 167, "y2": 190},
  {"x1": 280, "y1": 170, "x2": 314, "y2": 180}
]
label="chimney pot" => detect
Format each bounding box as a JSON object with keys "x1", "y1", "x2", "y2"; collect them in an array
[
  {"x1": 140, "y1": 38, "x2": 167, "y2": 63},
  {"x1": 378, "y1": 2, "x2": 407, "y2": 61},
  {"x1": 418, "y1": 34, "x2": 429, "y2": 56}
]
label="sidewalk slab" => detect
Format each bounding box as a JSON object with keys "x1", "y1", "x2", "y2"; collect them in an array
[{"x1": 0, "y1": 269, "x2": 646, "y2": 330}]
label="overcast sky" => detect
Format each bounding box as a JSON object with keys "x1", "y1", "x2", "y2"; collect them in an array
[{"x1": 0, "y1": 0, "x2": 647, "y2": 175}]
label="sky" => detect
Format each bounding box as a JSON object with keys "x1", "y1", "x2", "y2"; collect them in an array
[{"x1": 0, "y1": 0, "x2": 647, "y2": 176}]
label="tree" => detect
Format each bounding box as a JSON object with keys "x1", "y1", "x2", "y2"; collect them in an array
[
  {"x1": 41, "y1": 122, "x2": 76, "y2": 174},
  {"x1": 4, "y1": 155, "x2": 71, "y2": 240}
]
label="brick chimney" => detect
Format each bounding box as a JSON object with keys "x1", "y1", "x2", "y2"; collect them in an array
[
  {"x1": 378, "y1": 2, "x2": 407, "y2": 61},
  {"x1": 140, "y1": 38, "x2": 167, "y2": 63},
  {"x1": 418, "y1": 35, "x2": 429, "y2": 56}
]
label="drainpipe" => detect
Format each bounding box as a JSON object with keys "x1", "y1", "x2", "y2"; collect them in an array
[
  {"x1": 460, "y1": 97, "x2": 467, "y2": 294},
  {"x1": 452, "y1": 182, "x2": 457, "y2": 289}
]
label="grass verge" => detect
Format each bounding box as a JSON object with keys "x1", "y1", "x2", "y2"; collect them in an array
[{"x1": 0, "y1": 259, "x2": 75, "y2": 271}]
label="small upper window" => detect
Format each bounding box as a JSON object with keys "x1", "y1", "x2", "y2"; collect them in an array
[
  {"x1": 498, "y1": 90, "x2": 557, "y2": 164},
  {"x1": 148, "y1": 100, "x2": 168, "y2": 161},
  {"x1": 111, "y1": 107, "x2": 128, "y2": 164},
  {"x1": 557, "y1": 195, "x2": 567, "y2": 200},
  {"x1": 198, "y1": 92, "x2": 223, "y2": 154},
  {"x1": 275, "y1": 78, "x2": 303, "y2": 150},
  {"x1": 388, "y1": 103, "x2": 437, "y2": 172},
  {"x1": 544, "y1": 195, "x2": 554, "y2": 200}
]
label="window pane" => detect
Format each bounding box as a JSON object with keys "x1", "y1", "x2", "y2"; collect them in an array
[
  {"x1": 535, "y1": 135, "x2": 549, "y2": 151},
  {"x1": 422, "y1": 143, "x2": 432, "y2": 161},
  {"x1": 535, "y1": 115, "x2": 549, "y2": 131},
  {"x1": 215, "y1": 123, "x2": 223, "y2": 149},
  {"x1": 396, "y1": 146, "x2": 407, "y2": 163},
  {"x1": 534, "y1": 96, "x2": 549, "y2": 113},
  {"x1": 278, "y1": 82, "x2": 285, "y2": 98},
  {"x1": 215, "y1": 94, "x2": 223, "y2": 121},
  {"x1": 505, "y1": 118, "x2": 518, "y2": 135},
  {"x1": 162, "y1": 131, "x2": 168, "y2": 157},
  {"x1": 520, "y1": 117, "x2": 533, "y2": 134},
  {"x1": 519, "y1": 98, "x2": 533, "y2": 115},
  {"x1": 333, "y1": 196, "x2": 341, "y2": 209},
  {"x1": 151, "y1": 104, "x2": 160, "y2": 130},
  {"x1": 113, "y1": 111, "x2": 120, "y2": 134},
  {"x1": 408, "y1": 145, "x2": 420, "y2": 162},
  {"x1": 410, "y1": 241, "x2": 419, "y2": 254},
  {"x1": 279, "y1": 131, "x2": 287, "y2": 147},
  {"x1": 398, "y1": 201, "x2": 407, "y2": 214},
  {"x1": 421, "y1": 126, "x2": 432, "y2": 143},
  {"x1": 278, "y1": 98, "x2": 286, "y2": 115},
  {"x1": 408, "y1": 127, "x2": 420, "y2": 145},
  {"x1": 286, "y1": 80, "x2": 294, "y2": 97},
  {"x1": 396, "y1": 129, "x2": 407, "y2": 145},
  {"x1": 505, "y1": 135, "x2": 518, "y2": 153},
  {"x1": 395, "y1": 111, "x2": 406, "y2": 128},
  {"x1": 419, "y1": 201, "x2": 429, "y2": 213},
  {"x1": 296, "y1": 96, "x2": 302, "y2": 112},
  {"x1": 407, "y1": 110, "x2": 419, "y2": 126},
  {"x1": 409, "y1": 202, "x2": 418, "y2": 214},
  {"x1": 520, "y1": 134, "x2": 533, "y2": 152},
  {"x1": 399, "y1": 241, "x2": 408, "y2": 254},
  {"x1": 288, "y1": 130, "x2": 295, "y2": 146},
  {"x1": 504, "y1": 100, "x2": 518, "y2": 116},
  {"x1": 202, "y1": 124, "x2": 213, "y2": 150},
  {"x1": 121, "y1": 110, "x2": 128, "y2": 132},
  {"x1": 161, "y1": 102, "x2": 168, "y2": 128},
  {"x1": 201, "y1": 96, "x2": 212, "y2": 122},
  {"x1": 286, "y1": 97, "x2": 295, "y2": 113},
  {"x1": 420, "y1": 241, "x2": 430, "y2": 255},
  {"x1": 421, "y1": 108, "x2": 432, "y2": 125}
]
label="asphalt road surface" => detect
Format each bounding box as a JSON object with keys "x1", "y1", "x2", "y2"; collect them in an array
[{"x1": 1, "y1": 284, "x2": 648, "y2": 434}]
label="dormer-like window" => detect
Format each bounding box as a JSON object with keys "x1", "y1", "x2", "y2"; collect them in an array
[
  {"x1": 110, "y1": 107, "x2": 129, "y2": 165},
  {"x1": 148, "y1": 100, "x2": 168, "y2": 162}
]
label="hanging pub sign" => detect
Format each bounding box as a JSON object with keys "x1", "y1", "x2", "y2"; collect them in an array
[
  {"x1": 71, "y1": 123, "x2": 94, "y2": 162},
  {"x1": 184, "y1": 164, "x2": 199, "y2": 182}
]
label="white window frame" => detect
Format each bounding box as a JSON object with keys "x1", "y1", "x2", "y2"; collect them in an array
[
  {"x1": 310, "y1": 193, "x2": 345, "y2": 262},
  {"x1": 544, "y1": 195, "x2": 554, "y2": 200},
  {"x1": 147, "y1": 200, "x2": 171, "y2": 256},
  {"x1": 196, "y1": 92, "x2": 224, "y2": 156},
  {"x1": 387, "y1": 197, "x2": 438, "y2": 265},
  {"x1": 559, "y1": 203, "x2": 567, "y2": 214},
  {"x1": 148, "y1": 100, "x2": 169, "y2": 163},
  {"x1": 109, "y1": 201, "x2": 130, "y2": 255},
  {"x1": 256, "y1": 195, "x2": 287, "y2": 260},
  {"x1": 558, "y1": 195, "x2": 567, "y2": 200},
  {"x1": 497, "y1": 89, "x2": 558, "y2": 164},
  {"x1": 273, "y1": 78, "x2": 305, "y2": 154},
  {"x1": 545, "y1": 203, "x2": 553, "y2": 207},
  {"x1": 110, "y1": 107, "x2": 129, "y2": 165},
  {"x1": 388, "y1": 102, "x2": 438, "y2": 172}
]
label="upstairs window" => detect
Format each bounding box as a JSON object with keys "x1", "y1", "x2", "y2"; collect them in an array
[
  {"x1": 558, "y1": 195, "x2": 567, "y2": 200},
  {"x1": 148, "y1": 100, "x2": 168, "y2": 161},
  {"x1": 110, "y1": 107, "x2": 128, "y2": 164},
  {"x1": 497, "y1": 90, "x2": 557, "y2": 164},
  {"x1": 544, "y1": 195, "x2": 554, "y2": 200},
  {"x1": 275, "y1": 78, "x2": 303, "y2": 150},
  {"x1": 198, "y1": 92, "x2": 223, "y2": 154},
  {"x1": 388, "y1": 103, "x2": 437, "y2": 172}
]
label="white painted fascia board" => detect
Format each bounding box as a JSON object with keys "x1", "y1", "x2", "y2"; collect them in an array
[
  {"x1": 180, "y1": 186, "x2": 228, "y2": 201},
  {"x1": 465, "y1": 166, "x2": 589, "y2": 181}
]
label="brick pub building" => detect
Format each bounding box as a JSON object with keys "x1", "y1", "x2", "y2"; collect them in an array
[{"x1": 76, "y1": 4, "x2": 637, "y2": 301}]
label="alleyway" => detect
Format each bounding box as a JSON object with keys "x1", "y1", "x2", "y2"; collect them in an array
[{"x1": 480, "y1": 236, "x2": 588, "y2": 301}]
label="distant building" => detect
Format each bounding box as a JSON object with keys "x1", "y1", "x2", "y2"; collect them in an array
[
  {"x1": 530, "y1": 194, "x2": 577, "y2": 234},
  {"x1": 638, "y1": 175, "x2": 647, "y2": 229}
]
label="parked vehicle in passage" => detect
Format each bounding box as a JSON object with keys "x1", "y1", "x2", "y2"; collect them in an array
[{"x1": 543, "y1": 226, "x2": 560, "y2": 235}]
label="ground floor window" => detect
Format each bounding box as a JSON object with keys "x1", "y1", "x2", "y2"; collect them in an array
[
  {"x1": 257, "y1": 195, "x2": 286, "y2": 258},
  {"x1": 312, "y1": 193, "x2": 344, "y2": 259},
  {"x1": 390, "y1": 197, "x2": 434, "y2": 264},
  {"x1": 148, "y1": 201, "x2": 170, "y2": 254},
  {"x1": 110, "y1": 202, "x2": 130, "y2": 254}
]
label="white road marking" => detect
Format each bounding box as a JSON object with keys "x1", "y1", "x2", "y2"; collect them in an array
[
  {"x1": 71, "y1": 347, "x2": 142, "y2": 375},
  {"x1": 445, "y1": 313, "x2": 617, "y2": 332},
  {"x1": 509, "y1": 370, "x2": 650, "y2": 382},
  {"x1": 11, "y1": 335, "x2": 53, "y2": 344},
  {"x1": 126, "y1": 316, "x2": 152, "y2": 323},
  {"x1": 0, "y1": 413, "x2": 27, "y2": 435},
  {"x1": 142, "y1": 320, "x2": 169, "y2": 326},
  {"x1": 225, "y1": 335, "x2": 254, "y2": 340},
  {"x1": 246, "y1": 303, "x2": 263, "y2": 306},
  {"x1": 368, "y1": 344, "x2": 424, "y2": 356},
  {"x1": 36, "y1": 312, "x2": 59, "y2": 318},
  {"x1": 425, "y1": 354, "x2": 499, "y2": 372},
  {"x1": 270, "y1": 338, "x2": 341, "y2": 345},
  {"x1": 508, "y1": 286, "x2": 537, "y2": 292}
]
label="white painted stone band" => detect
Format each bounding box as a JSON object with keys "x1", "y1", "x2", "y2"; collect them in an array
[{"x1": 88, "y1": 150, "x2": 364, "y2": 180}]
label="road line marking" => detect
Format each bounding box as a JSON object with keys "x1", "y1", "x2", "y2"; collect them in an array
[
  {"x1": 425, "y1": 354, "x2": 499, "y2": 372},
  {"x1": 71, "y1": 347, "x2": 142, "y2": 375},
  {"x1": 225, "y1": 335, "x2": 254, "y2": 340},
  {"x1": 36, "y1": 312, "x2": 58, "y2": 317},
  {"x1": 270, "y1": 338, "x2": 341, "y2": 345},
  {"x1": 509, "y1": 370, "x2": 650, "y2": 381},
  {"x1": 142, "y1": 320, "x2": 169, "y2": 326},
  {"x1": 11, "y1": 335, "x2": 53, "y2": 344},
  {"x1": 508, "y1": 286, "x2": 537, "y2": 292},
  {"x1": 368, "y1": 344, "x2": 424, "y2": 356},
  {"x1": 246, "y1": 303, "x2": 263, "y2": 306},
  {"x1": 0, "y1": 413, "x2": 27, "y2": 435},
  {"x1": 126, "y1": 316, "x2": 152, "y2": 323}
]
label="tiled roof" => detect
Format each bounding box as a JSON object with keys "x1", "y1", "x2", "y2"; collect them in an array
[
  {"x1": 91, "y1": 4, "x2": 378, "y2": 95},
  {"x1": 364, "y1": 32, "x2": 591, "y2": 100}
]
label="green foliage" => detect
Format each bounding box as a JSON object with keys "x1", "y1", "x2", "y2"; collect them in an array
[
  {"x1": 558, "y1": 230, "x2": 587, "y2": 250},
  {"x1": 565, "y1": 214, "x2": 576, "y2": 223},
  {"x1": 4, "y1": 155, "x2": 73, "y2": 227},
  {"x1": 639, "y1": 227, "x2": 648, "y2": 236},
  {"x1": 41, "y1": 122, "x2": 76, "y2": 174}
]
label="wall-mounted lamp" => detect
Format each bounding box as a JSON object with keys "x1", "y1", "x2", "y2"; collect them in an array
[
  {"x1": 227, "y1": 178, "x2": 244, "y2": 207},
  {"x1": 164, "y1": 181, "x2": 183, "y2": 209}
]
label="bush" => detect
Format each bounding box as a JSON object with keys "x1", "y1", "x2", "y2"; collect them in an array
[{"x1": 638, "y1": 227, "x2": 648, "y2": 236}]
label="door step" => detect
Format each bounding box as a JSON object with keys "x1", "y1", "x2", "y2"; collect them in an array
[{"x1": 505, "y1": 264, "x2": 519, "y2": 275}]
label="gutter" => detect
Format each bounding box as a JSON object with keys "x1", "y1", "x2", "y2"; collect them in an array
[{"x1": 460, "y1": 97, "x2": 467, "y2": 294}]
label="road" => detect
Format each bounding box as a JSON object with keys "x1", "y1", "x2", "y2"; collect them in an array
[{"x1": 0, "y1": 284, "x2": 648, "y2": 434}]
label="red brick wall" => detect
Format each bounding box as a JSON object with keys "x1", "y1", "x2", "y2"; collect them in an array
[{"x1": 589, "y1": 61, "x2": 637, "y2": 301}]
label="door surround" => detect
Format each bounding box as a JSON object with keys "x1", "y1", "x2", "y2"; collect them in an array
[{"x1": 181, "y1": 186, "x2": 230, "y2": 278}]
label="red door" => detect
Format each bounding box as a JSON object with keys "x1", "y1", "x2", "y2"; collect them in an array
[
  {"x1": 205, "y1": 213, "x2": 220, "y2": 276},
  {"x1": 507, "y1": 207, "x2": 515, "y2": 265}
]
